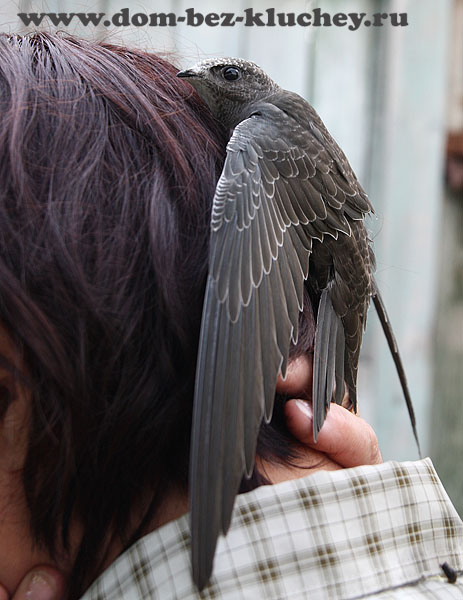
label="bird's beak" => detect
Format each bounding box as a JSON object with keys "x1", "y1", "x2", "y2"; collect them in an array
[{"x1": 177, "y1": 69, "x2": 198, "y2": 79}]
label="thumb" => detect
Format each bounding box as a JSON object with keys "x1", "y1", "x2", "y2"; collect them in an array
[
  {"x1": 285, "y1": 399, "x2": 382, "y2": 467},
  {"x1": 11, "y1": 567, "x2": 65, "y2": 600}
]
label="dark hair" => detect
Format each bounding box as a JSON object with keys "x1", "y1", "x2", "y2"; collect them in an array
[{"x1": 0, "y1": 32, "x2": 314, "y2": 598}]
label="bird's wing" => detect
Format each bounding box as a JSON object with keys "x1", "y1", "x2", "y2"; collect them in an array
[{"x1": 190, "y1": 109, "x2": 371, "y2": 590}]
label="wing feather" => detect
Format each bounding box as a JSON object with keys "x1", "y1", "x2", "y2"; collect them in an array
[
  {"x1": 240, "y1": 225, "x2": 253, "y2": 306},
  {"x1": 227, "y1": 222, "x2": 244, "y2": 321},
  {"x1": 277, "y1": 237, "x2": 302, "y2": 343}
]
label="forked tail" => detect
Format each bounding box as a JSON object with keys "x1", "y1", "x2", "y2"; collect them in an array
[{"x1": 372, "y1": 280, "x2": 422, "y2": 457}]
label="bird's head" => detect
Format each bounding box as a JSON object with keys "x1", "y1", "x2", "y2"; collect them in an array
[{"x1": 177, "y1": 57, "x2": 279, "y2": 129}]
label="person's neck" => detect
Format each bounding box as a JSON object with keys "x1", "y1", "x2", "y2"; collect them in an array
[{"x1": 101, "y1": 485, "x2": 189, "y2": 572}]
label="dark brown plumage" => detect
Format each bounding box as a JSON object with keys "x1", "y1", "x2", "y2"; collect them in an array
[{"x1": 177, "y1": 57, "x2": 420, "y2": 591}]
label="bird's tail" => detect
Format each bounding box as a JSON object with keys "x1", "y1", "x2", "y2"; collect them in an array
[{"x1": 372, "y1": 279, "x2": 422, "y2": 458}]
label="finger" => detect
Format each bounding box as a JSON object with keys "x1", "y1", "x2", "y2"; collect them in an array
[
  {"x1": 0, "y1": 584, "x2": 9, "y2": 600},
  {"x1": 285, "y1": 399, "x2": 382, "y2": 467},
  {"x1": 12, "y1": 567, "x2": 65, "y2": 600},
  {"x1": 276, "y1": 354, "x2": 312, "y2": 398}
]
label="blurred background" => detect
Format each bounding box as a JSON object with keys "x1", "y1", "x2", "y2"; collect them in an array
[{"x1": 0, "y1": 0, "x2": 461, "y2": 513}]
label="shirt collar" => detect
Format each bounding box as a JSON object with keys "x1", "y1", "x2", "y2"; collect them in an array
[{"x1": 81, "y1": 458, "x2": 463, "y2": 599}]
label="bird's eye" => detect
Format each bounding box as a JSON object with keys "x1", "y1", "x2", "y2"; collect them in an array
[{"x1": 222, "y1": 66, "x2": 241, "y2": 82}]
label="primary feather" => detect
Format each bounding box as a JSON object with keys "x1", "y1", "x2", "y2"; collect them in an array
[{"x1": 177, "y1": 57, "x2": 420, "y2": 590}]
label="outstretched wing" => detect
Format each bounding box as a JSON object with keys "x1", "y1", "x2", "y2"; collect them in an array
[{"x1": 190, "y1": 106, "x2": 371, "y2": 590}]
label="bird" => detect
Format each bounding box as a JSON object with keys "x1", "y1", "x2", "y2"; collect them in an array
[{"x1": 177, "y1": 57, "x2": 421, "y2": 591}]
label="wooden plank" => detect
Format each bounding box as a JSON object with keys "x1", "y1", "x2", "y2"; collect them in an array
[
  {"x1": 358, "y1": 0, "x2": 452, "y2": 459},
  {"x1": 431, "y1": 191, "x2": 463, "y2": 517},
  {"x1": 431, "y1": 0, "x2": 463, "y2": 517}
]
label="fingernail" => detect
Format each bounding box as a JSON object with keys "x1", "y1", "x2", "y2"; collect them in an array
[
  {"x1": 25, "y1": 573, "x2": 57, "y2": 600},
  {"x1": 295, "y1": 399, "x2": 312, "y2": 420}
]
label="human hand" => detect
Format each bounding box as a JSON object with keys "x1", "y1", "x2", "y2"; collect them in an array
[
  {"x1": 261, "y1": 354, "x2": 382, "y2": 483},
  {"x1": 0, "y1": 567, "x2": 65, "y2": 600}
]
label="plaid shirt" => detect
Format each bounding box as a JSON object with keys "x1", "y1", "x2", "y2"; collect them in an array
[{"x1": 81, "y1": 459, "x2": 463, "y2": 599}]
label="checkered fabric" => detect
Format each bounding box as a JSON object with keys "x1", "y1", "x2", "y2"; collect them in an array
[{"x1": 80, "y1": 459, "x2": 463, "y2": 599}]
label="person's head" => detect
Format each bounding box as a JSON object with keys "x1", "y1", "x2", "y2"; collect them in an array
[
  {"x1": 0, "y1": 31, "x2": 227, "y2": 596},
  {"x1": 0, "y1": 32, "x2": 314, "y2": 598}
]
